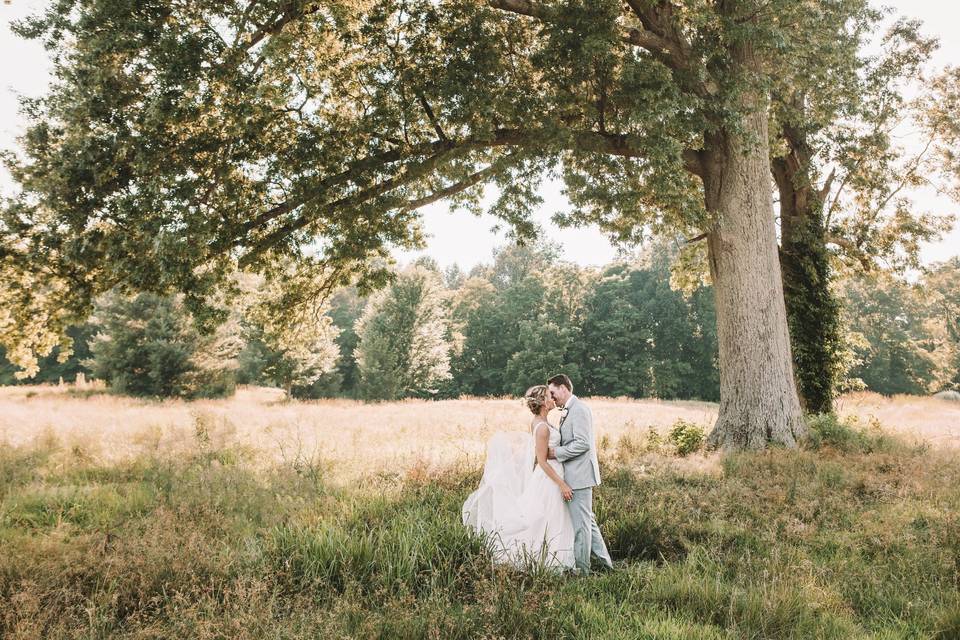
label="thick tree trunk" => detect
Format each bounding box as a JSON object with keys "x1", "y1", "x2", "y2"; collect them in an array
[{"x1": 702, "y1": 104, "x2": 807, "y2": 450}]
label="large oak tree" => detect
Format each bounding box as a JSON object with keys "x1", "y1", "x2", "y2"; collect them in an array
[{"x1": 1, "y1": 0, "x2": 892, "y2": 448}]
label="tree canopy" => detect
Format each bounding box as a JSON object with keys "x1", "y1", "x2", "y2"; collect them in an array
[{"x1": 1, "y1": 0, "x2": 858, "y2": 358}]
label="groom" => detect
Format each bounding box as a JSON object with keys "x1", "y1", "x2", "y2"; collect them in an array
[{"x1": 546, "y1": 373, "x2": 614, "y2": 574}]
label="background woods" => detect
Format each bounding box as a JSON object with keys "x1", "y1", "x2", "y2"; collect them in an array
[{"x1": 3, "y1": 244, "x2": 958, "y2": 404}]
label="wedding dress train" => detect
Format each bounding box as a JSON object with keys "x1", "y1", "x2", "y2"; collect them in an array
[{"x1": 462, "y1": 425, "x2": 575, "y2": 570}]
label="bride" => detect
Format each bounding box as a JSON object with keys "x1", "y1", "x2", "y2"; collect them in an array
[{"x1": 462, "y1": 384, "x2": 575, "y2": 570}]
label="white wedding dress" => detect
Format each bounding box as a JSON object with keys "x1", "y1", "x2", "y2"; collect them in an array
[{"x1": 462, "y1": 422, "x2": 575, "y2": 570}]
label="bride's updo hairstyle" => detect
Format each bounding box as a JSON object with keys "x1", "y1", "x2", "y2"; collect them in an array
[{"x1": 524, "y1": 385, "x2": 549, "y2": 415}]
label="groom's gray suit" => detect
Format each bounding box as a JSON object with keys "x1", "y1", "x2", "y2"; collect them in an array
[{"x1": 554, "y1": 395, "x2": 613, "y2": 573}]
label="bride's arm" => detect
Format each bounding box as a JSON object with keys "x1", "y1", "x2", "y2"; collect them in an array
[{"x1": 535, "y1": 424, "x2": 573, "y2": 501}]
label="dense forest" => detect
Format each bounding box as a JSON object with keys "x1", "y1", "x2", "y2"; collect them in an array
[{"x1": 3, "y1": 243, "x2": 957, "y2": 403}]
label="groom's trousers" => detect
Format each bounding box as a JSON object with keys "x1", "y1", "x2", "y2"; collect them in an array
[{"x1": 569, "y1": 487, "x2": 613, "y2": 573}]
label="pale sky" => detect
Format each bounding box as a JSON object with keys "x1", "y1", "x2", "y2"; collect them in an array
[{"x1": 1, "y1": 1, "x2": 957, "y2": 272}]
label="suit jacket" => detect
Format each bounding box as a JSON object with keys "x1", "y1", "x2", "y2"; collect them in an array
[{"x1": 554, "y1": 395, "x2": 600, "y2": 490}]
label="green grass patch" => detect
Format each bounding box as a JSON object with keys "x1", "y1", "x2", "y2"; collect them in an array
[{"x1": 1, "y1": 426, "x2": 958, "y2": 639}]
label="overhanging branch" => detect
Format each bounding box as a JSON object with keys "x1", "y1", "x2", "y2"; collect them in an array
[
  {"x1": 241, "y1": 2, "x2": 321, "y2": 52},
  {"x1": 489, "y1": 0, "x2": 677, "y2": 60},
  {"x1": 417, "y1": 94, "x2": 449, "y2": 143},
  {"x1": 489, "y1": 0, "x2": 716, "y2": 97},
  {"x1": 210, "y1": 139, "x2": 457, "y2": 253},
  {"x1": 486, "y1": 0, "x2": 554, "y2": 21},
  {"x1": 229, "y1": 127, "x2": 699, "y2": 267},
  {"x1": 237, "y1": 144, "x2": 475, "y2": 267},
  {"x1": 622, "y1": 0, "x2": 717, "y2": 97},
  {"x1": 826, "y1": 233, "x2": 873, "y2": 271},
  {"x1": 400, "y1": 161, "x2": 509, "y2": 213}
]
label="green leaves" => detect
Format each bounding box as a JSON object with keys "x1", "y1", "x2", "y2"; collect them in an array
[
  {"x1": 839, "y1": 272, "x2": 941, "y2": 396},
  {"x1": 448, "y1": 242, "x2": 573, "y2": 396},
  {"x1": 578, "y1": 251, "x2": 718, "y2": 400},
  {"x1": 354, "y1": 264, "x2": 452, "y2": 400},
  {"x1": 238, "y1": 267, "x2": 341, "y2": 393},
  {"x1": 87, "y1": 290, "x2": 241, "y2": 398},
  {"x1": 2, "y1": 1, "x2": 708, "y2": 321}
]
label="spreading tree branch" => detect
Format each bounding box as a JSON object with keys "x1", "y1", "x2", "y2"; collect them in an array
[
  {"x1": 400, "y1": 154, "x2": 523, "y2": 212},
  {"x1": 228, "y1": 126, "x2": 703, "y2": 267},
  {"x1": 237, "y1": 145, "x2": 474, "y2": 266},
  {"x1": 818, "y1": 167, "x2": 837, "y2": 201},
  {"x1": 486, "y1": 0, "x2": 553, "y2": 21},
  {"x1": 242, "y1": 1, "x2": 320, "y2": 51},
  {"x1": 622, "y1": 0, "x2": 717, "y2": 97},
  {"x1": 825, "y1": 233, "x2": 874, "y2": 270}
]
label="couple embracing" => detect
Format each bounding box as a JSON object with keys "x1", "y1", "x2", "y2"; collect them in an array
[{"x1": 462, "y1": 374, "x2": 614, "y2": 574}]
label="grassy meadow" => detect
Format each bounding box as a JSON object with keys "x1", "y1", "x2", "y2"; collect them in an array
[{"x1": 1, "y1": 385, "x2": 959, "y2": 638}]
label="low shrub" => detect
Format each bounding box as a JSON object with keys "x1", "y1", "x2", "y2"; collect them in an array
[
  {"x1": 804, "y1": 413, "x2": 898, "y2": 454},
  {"x1": 668, "y1": 419, "x2": 706, "y2": 456}
]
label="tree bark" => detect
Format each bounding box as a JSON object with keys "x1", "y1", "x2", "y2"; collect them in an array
[{"x1": 702, "y1": 104, "x2": 807, "y2": 450}]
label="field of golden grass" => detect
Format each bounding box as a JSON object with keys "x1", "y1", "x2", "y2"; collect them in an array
[
  {"x1": 1, "y1": 384, "x2": 957, "y2": 482},
  {"x1": 3, "y1": 384, "x2": 959, "y2": 638}
]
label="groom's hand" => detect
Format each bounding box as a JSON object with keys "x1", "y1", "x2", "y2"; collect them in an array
[{"x1": 547, "y1": 447, "x2": 556, "y2": 459}]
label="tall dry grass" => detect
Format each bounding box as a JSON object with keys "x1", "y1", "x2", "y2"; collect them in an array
[
  {"x1": 0, "y1": 385, "x2": 718, "y2": 480},
  {"x1": 835, "y1": 391, "x2": 960, "y2": 447},
  {"x1": 1, "y1": 384, "x2": 957, "y2": 483}
]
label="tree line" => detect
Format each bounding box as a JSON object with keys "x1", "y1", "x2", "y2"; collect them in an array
[{"x1": 4, "y1": 244, "x2": 957, "y2": 403}]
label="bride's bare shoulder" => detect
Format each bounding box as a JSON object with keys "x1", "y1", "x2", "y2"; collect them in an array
[{"x1": 531, "y1": 420, "x2": 551, "y2": 436}]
